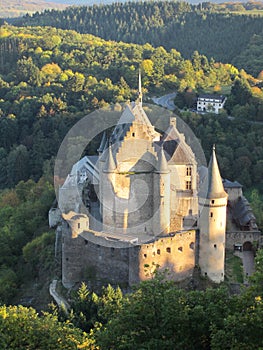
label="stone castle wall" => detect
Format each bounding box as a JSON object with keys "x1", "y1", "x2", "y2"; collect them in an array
[
  {"x1": 61, "y1": 223, "x2": 196, "y2": 288},
  {"x1": 136, "y1": 230, "x2": 196, "y2": 282},
  {"x1": 226, "y1": 231, "x2": 262, "y2": 250}
]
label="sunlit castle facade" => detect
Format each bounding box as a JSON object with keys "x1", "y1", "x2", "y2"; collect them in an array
[{"x1": 52, "y1": 74, "x2": 261, "y2": 289}]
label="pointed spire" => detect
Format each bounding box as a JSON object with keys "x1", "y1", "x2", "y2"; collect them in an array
[
  {"x1": 97, "y1": 131, "x2": 107, "y2": 154},
  {"x1": 206, "y1": 145, "x2": 227, "y2": 199},
  {"x1": 104, "y1": 144, "x2": 116, "y2": 172},
  {"x1": 156, "y1": 147, "x2": 169, "y2": 173},
  {"x1": 137, "y1": 69, "x2": 142, "y2": 106}
]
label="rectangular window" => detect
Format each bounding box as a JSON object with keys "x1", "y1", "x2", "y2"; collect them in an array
[
  {"x1": 186, "y1": 181, "x2": 192, "y2": 190},
  {"x1": 186, "y1": 167, "x2": 192, "y2": 176}
]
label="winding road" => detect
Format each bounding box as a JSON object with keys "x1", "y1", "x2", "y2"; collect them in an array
[
  {"x1": 49, "y1": 279, "x2": 70, "y2": 312},
  {"x1": 152, "y1": 92, "x2": 176, "y2": 110}
]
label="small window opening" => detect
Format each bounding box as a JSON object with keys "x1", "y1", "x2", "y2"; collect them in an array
[
  {"x1": 210, "y1": 212, "x2": 213, "y2": 218},
  {"x1": 166, "y1": 247, "x2": 171, "y2": 253},
  {"x1": 178, "y1": 246, "x2": 183, "y2": 252},
  {"x1": 78, "y1": 223, "x2": 80, "y2": 229},
  {"x1": 212, "y1": 200, "x2": 215, "y2": 204},
  {"x1": 186, "y1": 181, "x2": 192, "y2": 190},
  {"x1": 157, "y1": 249, "x2": 161, "y2": 255},
  {"x1": 132, "y1": 132, "x2": 135, "y2": 137},
  {"x1": 186, "y1": 167, "x2": 192, "y2": 176},
  {"x1": 214, "y1": 244, "x2": 217, "y2": 249},
  {"x1": 143, "y1": 253, "x2": 147, "y2": 258}
]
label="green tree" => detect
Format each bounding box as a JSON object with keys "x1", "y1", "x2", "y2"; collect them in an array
[
  {"x1": 16, "y1": 57, "x2": 41, "y2": 86},
  {"x1": 0, "y1": 305, "x2": 92, "y2": 349},
  {"x1": 7, "y1": 145, "x2": 30, "y2": 187}
]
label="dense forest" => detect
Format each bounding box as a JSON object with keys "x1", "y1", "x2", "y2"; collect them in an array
[
  {"x1": 0, "y1": 3, "x2": 263, "y2": 347},
  {"x1": 0, "y1": 24, "x2": 262, "y2": 190},
  {"x1": 14, "y1": 1, "x2": 263, "y2": 76}
]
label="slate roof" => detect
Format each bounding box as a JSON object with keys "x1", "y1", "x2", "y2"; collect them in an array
[
  {"x1": 198, "y1": 94, "x2": 226, "y2": 102},
  {"x1": 223, "y1": 179, "x2": 242, "y2": 189},
  {"x1": 206, "y1": 147, "x2": 227, "y2": 199},
  {"x1": 232, "y1": 196, "x2": 256, "y2": 227}
]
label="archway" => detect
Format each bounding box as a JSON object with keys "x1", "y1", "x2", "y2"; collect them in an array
[{"x1": 243, "y1": 241, "x2": 253, "y2": 251}]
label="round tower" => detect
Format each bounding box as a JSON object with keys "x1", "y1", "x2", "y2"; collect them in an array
[
  {"x1": 153, "y1": 147, "x2": 170, "y2": 235},
  {"x1": 198, "y1": 146, "x2": 228, "y2": 283},
  {"x1": 102, "y1": 144, "x2": 116, "y2": 230}
]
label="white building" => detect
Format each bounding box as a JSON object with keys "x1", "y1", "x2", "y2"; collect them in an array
[{"x1": 197, "y1": 94, "x2": 226, "y2": 114}]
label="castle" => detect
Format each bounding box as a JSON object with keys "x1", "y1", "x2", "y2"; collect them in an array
[{"x1": 51, "y1": 75, "x2": 261, "y2": 289}]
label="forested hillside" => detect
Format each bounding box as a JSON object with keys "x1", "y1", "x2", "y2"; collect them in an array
[
  {"x1": 0, "y1": 24, "x2": 262, "y2": 307},
  {"x1": 15, "y1": 1, "x2": 263, "y2": 76},
  {"x1": 0, "y1": 5, "x2": 263, "y2": 346},
  {"x1": 0, "y1": 24, "x2": 263, "y2": 189}
]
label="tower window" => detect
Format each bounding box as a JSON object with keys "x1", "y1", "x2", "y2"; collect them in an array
[
  {"x1": 189, "y1": 242, "x2": 194, "y2": 250},
  {"x1": 78, "y1": 223, "x2": 80, "y2": 229},
  {"x1": 214, "y1": 244, "x2": 217, "y2": 249},
  {"x1": 178, "y1": 246, "x2": 183, "y2": 252},
  {"x1": 211, "y1": 200, "x2": 215, "y2": 204},
  {"x1": 210, "y1": 212, "x2": 213, "y2": 218},
  {"x1": 186, "y1": 181, "x2": 192, "y2": 190},
  {"x1": 166, "y1": 247, "x2": 171, "y2": 253},
  {"x1": 157, "y1": 249, "x2": 161, "y2": 255},
  {"x1": 132, "y1": 132, "x2": 135, "y2": 137},
  {"x1": 143, "y1": 253, "x2": 147, "y2": 259},
  {"x1": 186, "y1": 167, "x2": 192, "y2": 176}
]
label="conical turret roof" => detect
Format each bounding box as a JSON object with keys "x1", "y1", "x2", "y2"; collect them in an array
[
  {"x1": 156, "y1": 147, "x2": 169, "y2": 173},
  {"x1": 103, "y1": 144, "x2": 116, "y2": 172},
  {"x1": 206, "y1": 146, "x2": 227, "y2": 199}
]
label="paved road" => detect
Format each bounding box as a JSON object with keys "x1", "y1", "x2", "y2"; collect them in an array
[
  {"x1": 49, "y1": 279, "x2": 70, "y2": 312},
  {"x1": 242, "y1": 250, "x2": 255, "y2": 278},
  {"x1": 152, "y1": 93, "x2": 176, "y2": 110}
]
